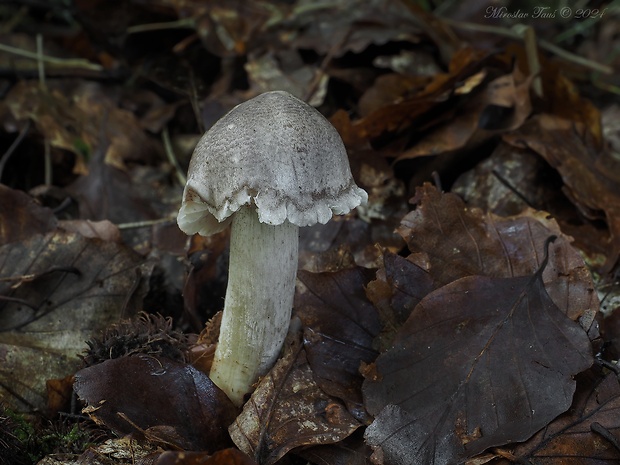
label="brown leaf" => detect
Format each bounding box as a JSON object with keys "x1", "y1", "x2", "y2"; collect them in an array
[
  {"x1": 352, "y1": 47, "x2": 489, "y2": 140},
  {"x1": 154, "y1": 448, "x2": 257, "y2": 465},
  {"x1": 396, "y1": 65, "x2": 532, "y2": 161},
  {"x1": 503, "y1": 113, "x2": 620, "y2": 272},
  {"x1": 297, "y1": 430, "x2": 373, "y2": 465},
  {"x1": 74, "y1": 355, "x2": 237, "y2": 452},
  {"x1": 295, "y1": 267, "x2": 381, "y2": 422},
  {"x1": 59, "y1": 219, "x2": 121, "y2": 242},
  {"x1": 229, "y1": 337, "x2": 361, "y2": 465},
  {"x1": 363, "y1": 267, "x2": 593, "y2": 464},
  {"x1": 0, "y1": 185, "x2": 57, "y2": 245},
  {"x1": 0, "y1": 230, "x2": 148, "y2": 412},
  {"x1": 398, "y1": 184, "x2": 598, "y2": 326},
  {"x1": 286, "y1": 0, "x2": 428, "y2": 58},
  {"x1": 494, "y1": 368, "x2": 620, "y2": 464},
  {"x1": 5, "y1": 81, "x2": 159, "y2": 175},
  {"x1": 67, "y1": 156, "x2": 158, "y2": 224},
  {"x1": 452, "y1": 142, "x2": 567, "y2": 217},
  {"x1": 367, "y1": 252, "x2": 434, "y2": 325}
]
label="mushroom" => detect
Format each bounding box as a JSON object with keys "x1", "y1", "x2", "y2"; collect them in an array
[{"x1": 177, "y1": 91, "x2": 367, "y2": 406}]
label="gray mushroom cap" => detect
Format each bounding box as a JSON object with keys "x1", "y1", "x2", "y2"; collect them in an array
[{"x1": 178, "y1": 91, "x2": 368, "y2": 236}]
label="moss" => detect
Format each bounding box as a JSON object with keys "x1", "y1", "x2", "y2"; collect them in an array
[{"x1": 1, "y1": 407, "x2": 100, "y2": 465}]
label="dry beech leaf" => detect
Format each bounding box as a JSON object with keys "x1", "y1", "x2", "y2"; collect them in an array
[
  {"x1": 297, "y1": 430, "x2": 373, "y2": 465},
  {"x1": 5, "y1": 80, "x2": 159, "y2": 174},
  {"x1": 503, "y1": 113, "x2": 620, "y2": 272},
  {"x1": 229, "y1": 337, "x2": 361, "y2": 465},
  {"x1": 74, "y1": 355, "x2": 237, "y2": 452},
  {"x1": 154, "y1": 448, "x2": 258, "y2": 465},
  {"x1": 0, "y1": 230, "x2": 148, "y2": 412},
  {"x1": 295, "y1": 267, "x2": 381, "y2": 422},
  {"x1": 58, "y1": 219, "x2": 121, "y2": 242},
  {"x1": 363, "y1": 264, "x2": 593, "y2": 464},
  {"x1": 398, "y1": 184, "x2": 598, "y2": 327},
  {"x1": 396, "y1": 65, "x2": 532, "y2": 161},
  {"x1": 0, "y1": 185, "x2": 57, "y2": 245},
  {"x1": 494, "y1": 368, "x2": 620, "y2": 464},
  {"x1": 451, "y1": 142, "x2": 564, "y2": 218},
  {"x1": 366, "y1": 252, "x2": 435, "y2": 328}
]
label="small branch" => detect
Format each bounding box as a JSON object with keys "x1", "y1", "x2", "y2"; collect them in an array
[
  {"x1": 162, "y1": 127, "x2": 187, "y2": 186},
  {"x1": 44, "y1": 139, "x2": 52, "y2": 186},
  {"x1": 0, "y1": 43, "x2": 104, "y2": 71},
  {"x1": 126, "y1": 17, "x2": 196, "y2": 34},
  {"x1": 514, "y1": 25, "x2": 543, "y2": 97},
  {"x1": 0, "y1": 120, "x2": 31, "y2": 182},
  {"x1": 36, "y1": 34, "x2": 46, "y2": 91},
  {"x1": 188, "y1": 67, "x2": 205, "y2": 134},
  {"x1": 116, "y1": 217, "x2": 176, "y2": 229},
  {"x1": 440, "y1": 17, "x2": 613, "y2": 75}
]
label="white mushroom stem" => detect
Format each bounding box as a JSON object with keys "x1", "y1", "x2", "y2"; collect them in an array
[{"x1": 209, "y1": 206, "x2": 298, "y2": 406}]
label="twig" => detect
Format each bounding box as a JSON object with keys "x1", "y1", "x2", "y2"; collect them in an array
[
  {"x1": 126, "y1": 17, "x2": 196, "y2": 34},
  {"x1": 440, "y1": 17, "x2": 613, "y2": 75},
  {"x1": 0, "y1": 43, "x2": 104, "y2": 71},
  {"x1": 116, "y1": 217, "x2": 176, "y2": 229},
  {"x1": 514, "y1": 25, "x2": 543, "y2": 97},
  {"x1": 0, "y1": 5, "x2": 28, "y2": 34},
  {"x1": 44, "y1": 139, "x2": 52, "y2": 186},
  {"x1": 0, "y1": 120, "x2": 31, "y2": 182},
  {"x1": 36, "y1": 33, "x2": 46, "y2": 91},
  {"x1": 162, "y1": 126, "x2": 187, "y2": 186},
  {"x1": 188, "y1": 67, "x2": 204, "y2": 134}
]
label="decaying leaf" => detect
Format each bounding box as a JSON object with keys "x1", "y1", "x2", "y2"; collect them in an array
[
  {"x1": 0, "y1": 184, "x2": 57, "y2": 245},
  {"x1": 295, "y1": 267, "x2": 381, "y2": 422},
  {"x1": 494, "y1": 368, "x2": 620, "y2": 464},
  {"x1": 154, "y1": 448, "x2": 258, "y2": 465},
  {"x1": 229, "y1": 337, "x2": 361, "y2": 465},
  {"x1": 297, "y1": 430, "x2": 373, "y2": 465},
  {"x1": 0, "y1": 229, "x2": 149, "y2": 412},
  {"x1": 5, "y1": 80, "x2": 160, "y2": 175},
  {"x1": 451, "y1": 142, "x2": 564, "y2": 218},
  {"x1": 363, "y1": 267, "x2": 593, "y2": 464},
  {"x1": 396, "y1": 65, "x2": 532, "y2": 161},
  {"x1": 504, "y1": 113, "x2": 620, "y2": 272},
  {"x1": 398, "y1": 184, "x2": 598, "y2": 327},
  {"x1": 74, "y1": 355, "x2": 237, "y2": 452},
  {"x1": 366, "y1": 251, "x2": 435, "y2": 330}
]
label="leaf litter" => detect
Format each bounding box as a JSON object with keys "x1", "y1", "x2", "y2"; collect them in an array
[{"x1": 1, "y1": 0, "x2": 619, "y2": 463}]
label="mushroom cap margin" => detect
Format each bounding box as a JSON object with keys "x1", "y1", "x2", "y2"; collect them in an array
[{"x1": 177, "y1": 91, "x2": 367, "y2": 236}]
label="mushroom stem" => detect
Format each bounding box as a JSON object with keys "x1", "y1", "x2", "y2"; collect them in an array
[{"x1": 209, "y1": 205, "x2": 298, "y2": 406}]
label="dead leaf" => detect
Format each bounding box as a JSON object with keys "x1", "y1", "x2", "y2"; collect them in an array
[
  {"x1": 297, "y1": 430, "x2": 373, "y2": 465},
  {"x1": 0, "y1": 230, "x2": 149, "y2": 412},
  {"x1": 245, "y1": 50, "x2": 328, "y2": 105},
  {"x1": 398, "y1": 184, "x2": 599, "y2": 326},
  {"x1": 363, "y1": 268, "x2": 593, "y2": 464},
  {"x1": 5, "y1": 80, "x2": 160, "y2": 175},
  {"x1": 451, "y1": 142, "x2": 567, "y2": 217},
  {"x1": 494, "y1": 367, "x2": 620, "y2": 464},
  {"x1": 0, "y1": 185, "x2": 57, "y2": 245},
  {"x1": 503, "y1": 113, "x2": 620, "y2": 272},
  {"x1": 74, "y1": 355, "x2": 237, "y2": 452},
  {"x1": 59, "y1": 219, "x2": 121, "y2": 242},
  {"x1": 396, "y1": 65, "x2": 532, "y2": 160},
  {"x1": 229, "y1": 337, "x2": 361, "y2": 465},
  {"x1": 295, "y1": 267, "x2": 381, "y2": 422},
  {"x1": 154, "y1": 448, "x2": 258, "y2": 465},
  {"x1": 365, "y1": 252, "x2": 435, "y2": 349}
]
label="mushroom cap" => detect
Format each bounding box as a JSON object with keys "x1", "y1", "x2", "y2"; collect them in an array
[{"x1": 178, "y1": 91, "x2": 368, "y2": 236}]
